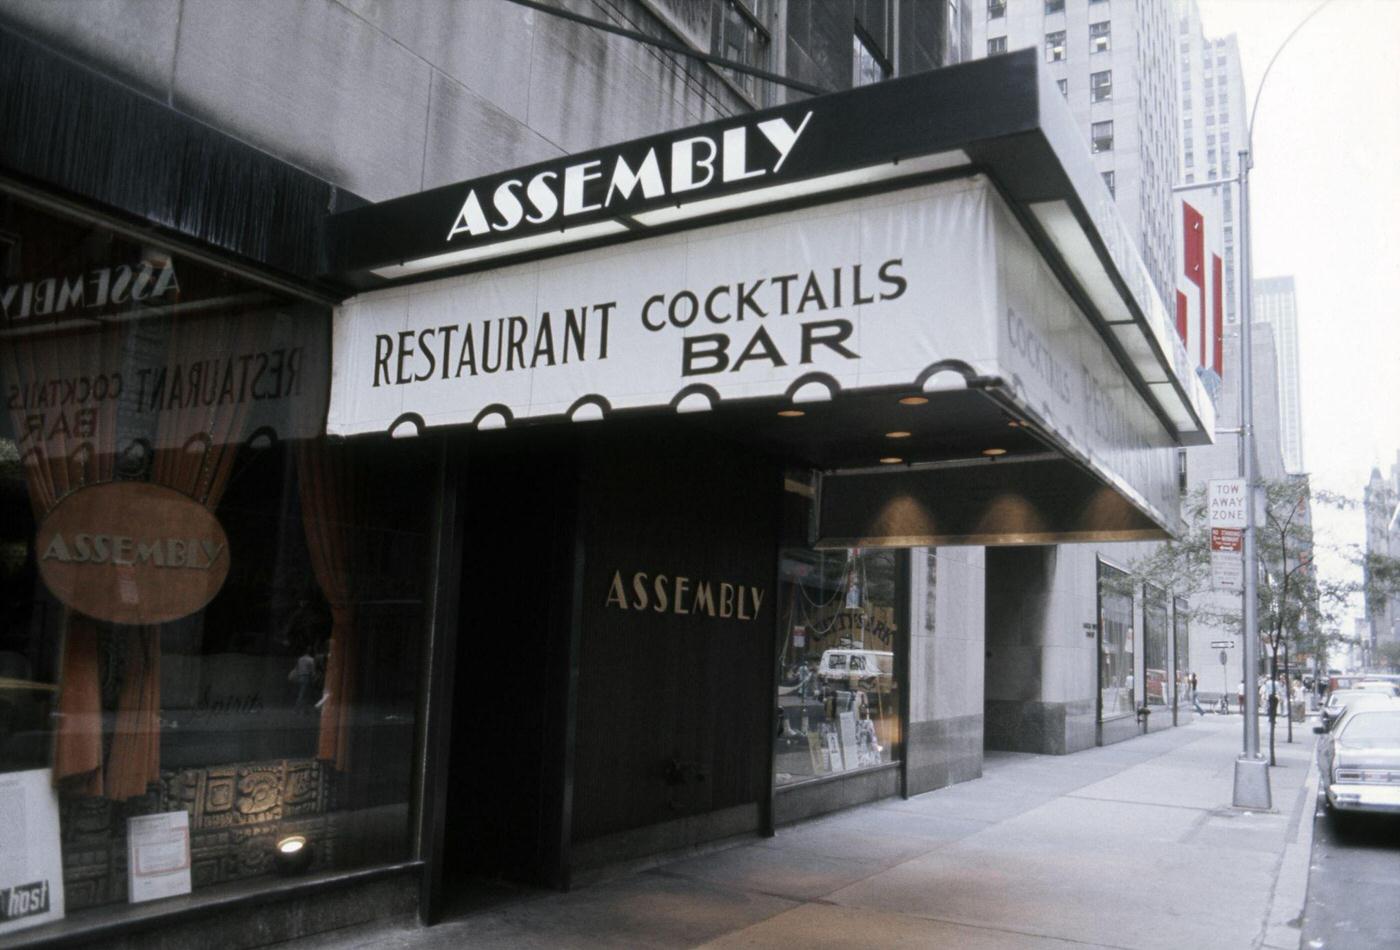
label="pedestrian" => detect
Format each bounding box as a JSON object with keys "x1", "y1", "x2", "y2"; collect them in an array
[{"x1": 1189, "y1": 672, "x2": 1204, "y2": 715}]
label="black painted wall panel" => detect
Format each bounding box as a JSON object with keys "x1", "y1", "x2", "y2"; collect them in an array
[{"x1": 571, "y1": 426, "x2": 780, "y2": 843}]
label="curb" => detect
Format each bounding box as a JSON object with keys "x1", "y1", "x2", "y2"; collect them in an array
[{"x1": 1258, "y1": 740, "x2": 1320, "y2": 950}]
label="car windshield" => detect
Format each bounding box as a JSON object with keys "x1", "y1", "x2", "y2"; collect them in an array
[
  {"x1": 1338, "y1": 711, "x2": 1400, "y2": 745},
  {"x1": 1327, "y1": 690, "x2": 1369, "y2": 708}
]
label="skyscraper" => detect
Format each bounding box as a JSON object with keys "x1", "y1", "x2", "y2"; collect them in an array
[
  {"x1": 1174, "y1": 1, "x2": 1247, "y2": 325},
  {"x1": 1253, "y1": 276, "x2": 1304, "y2": 473},
  {"x1": 973, "y1": 0, "x2": 1179, "y2": 304}
]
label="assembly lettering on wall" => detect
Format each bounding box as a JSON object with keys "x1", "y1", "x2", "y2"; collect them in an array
[{"x1": 605, "y1": 570, "x2": 766, "y2": 622}]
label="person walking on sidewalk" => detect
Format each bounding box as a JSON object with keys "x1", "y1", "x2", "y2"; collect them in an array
[{"x1": 1189, "y1": 672, "x2": 1204, "y2": 715}]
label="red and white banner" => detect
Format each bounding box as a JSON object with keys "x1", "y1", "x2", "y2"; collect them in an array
[{"x1": 1175, "y1": 194, "x2": 1225, "y2": 379}]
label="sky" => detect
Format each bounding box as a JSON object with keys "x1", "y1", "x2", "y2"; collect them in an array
[{"x1": 1198, "y1": 0, "x2": 1400, "y2": 627}]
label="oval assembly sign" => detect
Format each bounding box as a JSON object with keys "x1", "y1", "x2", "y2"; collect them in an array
[{"x1": 36, "y1": 482, "x2": 230, "y2": 625}]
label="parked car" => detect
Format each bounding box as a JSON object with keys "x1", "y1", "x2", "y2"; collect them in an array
[
  {"x1": 1315, "y1": 705, "x2": 1400, "y2": 818},
  {"x1": 1319, "y1": 689, "x2": 1398, "y2": 731},
  {"x1": 815, "y1": 649, "x2": 894, "y2": 692}
]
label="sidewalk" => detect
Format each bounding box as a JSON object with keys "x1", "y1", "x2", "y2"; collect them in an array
[{"x1": 285, "y1": 715, "x2": 1318, "y2": 950}]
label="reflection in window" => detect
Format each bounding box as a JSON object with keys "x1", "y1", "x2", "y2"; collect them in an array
[
  {"x1": 1143, "y1": 587, "x2": 1169, "y2": 706},
  {"x1": 1099, "y1": 561, "x2": 1134, "y2": 718},
  {"x1": 774, "y1": 548, "x2": 900, "y2": 787},
  {"x1": 1174, "y1": 597, "x2": 1190, "y2": 706}
]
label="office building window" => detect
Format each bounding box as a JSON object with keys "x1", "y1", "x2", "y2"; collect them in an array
[
  {"x1": 1208, "y1": 168, "x2": 1218, "y2": 180},
  {"x1": 1219, "y1": 90, "x2": 1229, "y2": 104},
  {"x1": 1091, "y1": 70, "x2": 1112, "y2": 101},
  {"x1": 1184, "y1": 150, "x2": 1193, "y2": 167},
  {"x1": 1185, "y1": 173, "x2": 1195, "y2": 183},
  {"x1": 1207, "y1": 114, "x2": 1215, "y2": 125},
  {"x1": 1102, "y1": 170, "x2": 1115, "y2": 195},
  {"x1": 1057, "y1": 78, "x2": 1068, "y2": 96},
  {"x1": 1208, "y1": 148, "x2": 1216, "y2": 164},
  {"x1": 1207, "y1": 134, "x2": 1216, "y2": 145},
  {"x1": 987, "y1": 35, "x2": 1007, "y2": 55},
  {"x1": 1046, "y1": 30, "x2": 1066, "y2": 62},
  {"x1": 988, "y1": 0, "x2": 1005, "y2": 17},
  {"x1": 1091, "y1": 120, "x2": 1113, "y2": 153},
  {"x1": 1090, "y1": 21, "x2": 1111, "y2": 52},
  {"x1": 853, "y1": 30, "x2": 890, "y2": 87},
  {"x1": 1045, "y1": 0, "x2": 1064, "y2": 12},
  {"x1": 1184, "y1": 117, "x2": 1192, "y2": 131}
]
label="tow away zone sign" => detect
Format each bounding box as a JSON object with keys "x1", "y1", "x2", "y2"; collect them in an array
[{"x1": 1208, "y1": 478, "x2": 1246, "y2": 593}]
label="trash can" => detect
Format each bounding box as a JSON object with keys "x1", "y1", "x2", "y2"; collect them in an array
[{"x1": 1290, "y1": 700, "x2": 1305, "y2": 724}]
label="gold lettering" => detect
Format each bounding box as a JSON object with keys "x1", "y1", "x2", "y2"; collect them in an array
[
  {"x1": 736, "y1": 585, "x2": 750, "y2": 620},
  {"x1": 751, "y1": 587, "x2": 765, "y2": 617},
  {"x1": 137, "y1": 540, "x2": 166, "y2": 567},
  {"x1": 652, "y1": 574, "x2": 669, "y2": 613},
  {"x1": 201, "y1": 540, "x2": 224, "y2": 565},
  {"x1": 694, "y1": 582, "x2": 715, "y2": 616},
  {"x1": 630, "y1": 571, "x2": 650, "y2": 611},
  {"x1": 168, "y1": 539, "x2": 187, "y2": 568},
  {"x1": 719, "y1": 582, "x2": 735, "y2": 618},
  {"x1": 673, "y1": 576, "x2": 691, "y2": 614},
  {"x1": 605, "y1": 570, "x2": 628, "y2": 609}
]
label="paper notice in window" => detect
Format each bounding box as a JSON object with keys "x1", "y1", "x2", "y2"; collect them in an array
[
  {"x1": 127, "y1": 812, "x2": 191, "y2": 903},
  {"x1": 0, "y1": 769, "x2": 66, "y2": 936}
]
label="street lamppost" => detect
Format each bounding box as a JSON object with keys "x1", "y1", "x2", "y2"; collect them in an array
[{"x1": 1174, "y1": 0, "x2": 1335, "y2": 809}]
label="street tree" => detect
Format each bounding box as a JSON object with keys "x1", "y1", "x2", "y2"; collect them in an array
[{"x1": 1124, "y1": 477, "x2": 1351, "y2": 765}]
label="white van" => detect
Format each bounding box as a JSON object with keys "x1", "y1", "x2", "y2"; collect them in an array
[{"x1": 816, "y1": 649, "x2": 894, "y2": 691}]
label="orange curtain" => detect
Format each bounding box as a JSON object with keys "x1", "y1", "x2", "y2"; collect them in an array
[
  {"x1": 295, "y1": 440, "x2": 357, "y2": 771},
  {"x1": 3, "y1": 325, "x2": 120, "y2": 794},
  {"x1": 98, "y1": 313, "x2": 256, "y2": 800}
]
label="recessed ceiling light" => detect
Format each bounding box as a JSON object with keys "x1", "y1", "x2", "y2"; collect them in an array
[
  {"x1": 885, "y1": 431, "x2": 911, "y2": 439},
  {"x1": 879, "y1": 456, "x2": 903, "y2": 465},
  {"x1": 777, "y1": 409, "x2": 805, "y2": 418},
  {"x1": 982, "y1": 448, "x2": 1007, "y2": 457},
  {"x1": 898, "y1": 396, "x2": 929, "y2": 406}
]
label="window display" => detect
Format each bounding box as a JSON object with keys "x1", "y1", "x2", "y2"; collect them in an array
[
  {"x1": 0, "y1": 193, "x2": 429, "y2": 932},
  {"x1": 774, "y1": 548, "x2": 900, "y2": 787}
]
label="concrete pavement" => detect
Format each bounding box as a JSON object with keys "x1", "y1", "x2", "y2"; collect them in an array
[{"x1": 284, "y1": 714, "x2": 1318, "y2": 949}]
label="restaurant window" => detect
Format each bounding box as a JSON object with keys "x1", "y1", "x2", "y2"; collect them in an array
[
  {"x1": 987, "y1": 35, "x2": 1007, "y2": 55},
  {"x1": 1098, "y1": 561, "x2": 1134, "y2": 719},
  {"x1": 1143, "y1": 586, "x2": 1169, "y2": 707},
  {"x1": 1046, "y1": 30, "x2": 1066, "y2": 62},
  {"x1": 1091, "y1": 120, "x2": 1114, "y2": 153},
  {"x1": 0, "y1": 191, "x2": 430, "y2": 934},
  {"x1": 1090, "y1": 20, "x2": 1111, "y2": 53},
  {"x1": 774, "y1": 548, "x2": 901, "y2": 787},
  {"x1": 1091, "y1": 69, "x2": 1112, "y2": 102}
]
